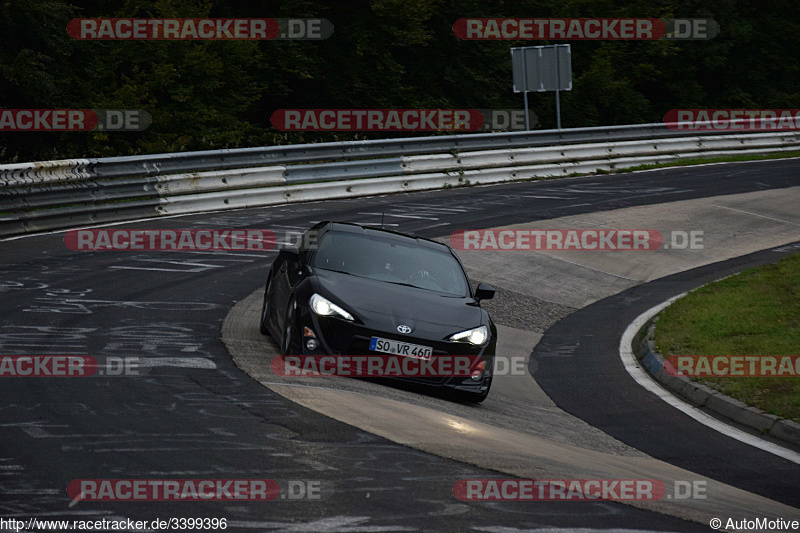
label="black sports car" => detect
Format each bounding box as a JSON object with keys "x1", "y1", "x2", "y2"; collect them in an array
[{"x1": 259, "y1": 221, "x2": 497, "y2": 402}]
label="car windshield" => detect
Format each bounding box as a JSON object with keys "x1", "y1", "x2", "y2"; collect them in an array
[{"x1": 311, "y1": 231, "x2": 469, "y2": 296}]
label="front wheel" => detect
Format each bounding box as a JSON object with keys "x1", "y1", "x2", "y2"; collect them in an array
[
  {"x1": 280, "y1": 297, "x2": 299, "y2": 355},
  {"x1": 259, "y1": 278, "x2": 272, "y2": 336}
]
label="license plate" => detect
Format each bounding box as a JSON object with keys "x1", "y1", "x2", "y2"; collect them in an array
[{"x1": 369, "y1": 336, "x2": 432, "y2": 359}]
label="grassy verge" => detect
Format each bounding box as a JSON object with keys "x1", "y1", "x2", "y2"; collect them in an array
[
  {"x1": 653, "y1": 252, "x2": 800, "y2": 423},
  {"x1": 615, "y1": 150, "x2": 800, "y2": 173}
]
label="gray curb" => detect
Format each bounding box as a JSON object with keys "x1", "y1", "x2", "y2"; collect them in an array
[{"x1": 633, "y1": 318, "x2": 800, "y2": 447}]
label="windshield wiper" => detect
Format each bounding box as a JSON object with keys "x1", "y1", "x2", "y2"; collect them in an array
[
  {"x1": 385, "y1": 280, "x2": 422, "y2": 288},
  {"x1": 317, "y1": 267, "x2": 354, "y2": 275}
]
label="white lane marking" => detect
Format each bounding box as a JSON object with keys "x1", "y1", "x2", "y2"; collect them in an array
[
  {"x1": 556, "y1": 202, "x2": 592, "y2": 209},
  {"x1": 334, "y1": 222, "x2": 401, "y2": 227},
  {"x1": 401, "y1": 205, "x2": 469, "y2": 212},
  {"x1": 704, "y1": 203, "x2": 800, "y2": 226},
  {"x1": 109, "y1": 259, "x2": 224, "y2": 272},
  {"x1": 80, "y1": 299, "x2": 219, "y2": 309},
  {"x1": 619, "y1": 296, "x2": 800, "y2": 465},
  {"x1": 3, "y1": 207, "x2": 310, "y2": 242},
  {"x1": 108, "y1": 266, "x2": 214, "y2": 272},
  {"x1": 424, "y1": 222, "x2": 451, "y2": 231},
  {"x1": 359, "y1": 212, "x2": 439, "y2": 220}
]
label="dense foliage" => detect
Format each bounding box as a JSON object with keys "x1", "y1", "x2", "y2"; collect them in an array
[{"x1": 1, "y1": 0, "x2": 798, "y2": 162}]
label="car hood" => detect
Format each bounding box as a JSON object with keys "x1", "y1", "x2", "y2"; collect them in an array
[{"x1": 313, "y1": 268, "x2": 483, "y2": 329}]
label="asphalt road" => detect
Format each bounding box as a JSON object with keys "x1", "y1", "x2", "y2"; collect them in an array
[
  {"x1": 532, "y1": 244, "x2": 800, "y2": 508},
  {"x1": 1, "y1": 158, "x2": 799, "y2": 531}
]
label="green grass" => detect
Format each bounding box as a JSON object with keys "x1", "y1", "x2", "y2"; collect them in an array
[
  {"x1": 654, "y1": 252, "x2": 800, "y2": 423},
  {"x1": 615, "y1": 150, "x2": 800, "y2": 173}
]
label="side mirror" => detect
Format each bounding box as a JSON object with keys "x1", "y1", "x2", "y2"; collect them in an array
[
  {"x1": 475, "y1": 282, "x2": 495, "y2": 301},
  {"x1": 279, "y1": 248, "x2": 300, "y2": 263}
]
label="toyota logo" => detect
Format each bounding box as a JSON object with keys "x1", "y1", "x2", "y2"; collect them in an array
[{"x1": 397, "y1": 324, "x2": 412, "y2": 334}]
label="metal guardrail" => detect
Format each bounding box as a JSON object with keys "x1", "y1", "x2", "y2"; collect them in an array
[
  {"x1": 2, "y1": 123, "x2": 799, "y2": 238},
  {"x1": 0, "y1": 122, "x2": 767, "y2": 186}
]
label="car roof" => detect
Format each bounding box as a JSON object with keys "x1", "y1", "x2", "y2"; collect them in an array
[{"x1": 324, "y1": 221, "x2": 452, "y2": 253}]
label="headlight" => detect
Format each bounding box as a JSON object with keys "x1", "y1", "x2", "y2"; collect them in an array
[
  {"x1": 310, "y1": 293, "x2": 354, "y2": 321},
  {"x1": 449, "y1": 325, "x2": 489, "y2": 346}
]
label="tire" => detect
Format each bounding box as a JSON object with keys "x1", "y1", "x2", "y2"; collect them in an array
[
  {"x1": 259, "y1": 278, "x2": 272, "y2": 336},
  {"x1": 280, "y1": 297, "x2": 298, "y2": 355}
]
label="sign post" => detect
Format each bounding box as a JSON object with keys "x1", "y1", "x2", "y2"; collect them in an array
[{"x1": 511, "y1": 44, "x2": 572, "y2": 129}]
